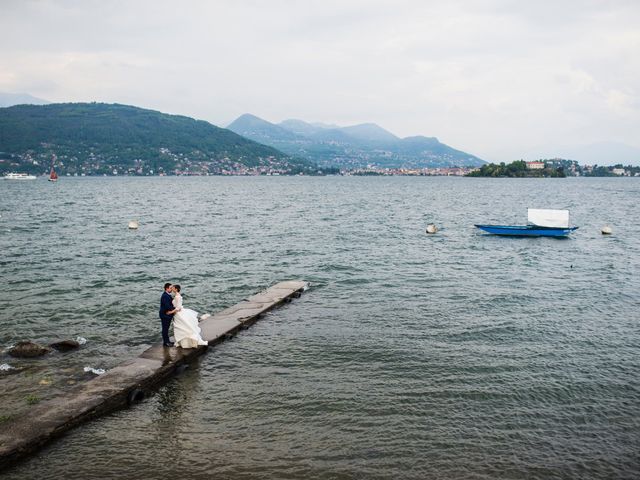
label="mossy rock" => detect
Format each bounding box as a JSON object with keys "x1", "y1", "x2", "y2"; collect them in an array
[{"x1": 8, "y1": 341, "x2": 51, "y2": 358}]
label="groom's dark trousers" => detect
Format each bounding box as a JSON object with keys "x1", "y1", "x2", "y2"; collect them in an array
[{"x1": 159, "y1": 291, "x2": 174, "y2": 345}]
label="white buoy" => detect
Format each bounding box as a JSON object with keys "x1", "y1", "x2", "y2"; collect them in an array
[
  {"x1": 601, "y1": 225, "x2": 612, "y2": 235},
  {"x1": 128, "y1": 220, "x2": 139, "y2": 230},
  {"x1": 426, "y1": 223, "x2": 438, "y2": 234}
]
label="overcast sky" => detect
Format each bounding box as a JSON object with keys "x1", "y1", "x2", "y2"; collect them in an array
[{"x1": 1, "y1": 0, "x2": 639, "y2": 162}]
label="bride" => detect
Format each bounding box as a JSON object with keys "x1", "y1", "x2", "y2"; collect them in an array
[{"x1": 172, "y1": 285, "x2": 208, "y2": 348}]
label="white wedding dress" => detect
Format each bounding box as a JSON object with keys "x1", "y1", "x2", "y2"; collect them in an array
[{"x1": 172, "y1": 293, "x2": 208, "y2": 348}]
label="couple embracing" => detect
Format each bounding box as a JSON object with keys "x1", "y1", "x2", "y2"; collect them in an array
[{"x1": 159, "y1": 283, "x2": 208, "y2": 348}]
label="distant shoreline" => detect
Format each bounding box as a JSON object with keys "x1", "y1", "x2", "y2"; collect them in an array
[{"x1": 3, "y1": 172, "x2": 637, "y2": 179}]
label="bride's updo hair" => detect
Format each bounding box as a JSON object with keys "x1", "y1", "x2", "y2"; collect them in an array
[{"x1": 173, "y1": 285, "x2": 181, "y2": 292}]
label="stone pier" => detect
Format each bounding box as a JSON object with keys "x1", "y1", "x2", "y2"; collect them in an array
[{"x1": 0, "y1": 280, "x2": 308, "y2": 471}]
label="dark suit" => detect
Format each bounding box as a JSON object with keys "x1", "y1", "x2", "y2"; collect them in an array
[{"x1": 159, "y1": 291, "x2": 174, "y2": 345}]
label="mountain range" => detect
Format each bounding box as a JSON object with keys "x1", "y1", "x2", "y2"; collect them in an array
[
  {"x1": 227, "y1": 113, "x2": 485, "y2": 169},
  {"x1": 0, "y1": 103, "x2": 319, "y2": 175},
  {"x1": 2, "y1": 92, "x2": 638, "y2": 168},
  {"x1": 0, "y1": 92, "x2": 50, "y2": 108}
]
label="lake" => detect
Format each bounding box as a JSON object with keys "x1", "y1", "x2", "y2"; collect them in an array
[{"x1": 1, "y1": 176, "x2": 638, "y2": 479}]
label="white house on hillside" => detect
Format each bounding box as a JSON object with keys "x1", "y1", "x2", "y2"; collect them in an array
[{"x1": 526, "y1": 161, "x2": 545, "y2": 170}]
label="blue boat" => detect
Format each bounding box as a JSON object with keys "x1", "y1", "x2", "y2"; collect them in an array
[
  {"x1": 474, "y1": 224, "x2": 578, "y2": 237},
  {"x1": 475, "y1": 209, "x2": 578, "y2": 237}
]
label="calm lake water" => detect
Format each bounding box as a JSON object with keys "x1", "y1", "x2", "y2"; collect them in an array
[{"x1": 1, "y1": 176, "x2": 639, "y2": 479}]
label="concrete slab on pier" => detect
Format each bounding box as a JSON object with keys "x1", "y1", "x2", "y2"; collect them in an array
[{"x1": 0, "y1": 280, "x2": 308, "y2": 471}]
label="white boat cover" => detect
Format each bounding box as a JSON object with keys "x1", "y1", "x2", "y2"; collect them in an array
[{"x1": 527, "y1": 208, "x2": 569, "y2": 228}]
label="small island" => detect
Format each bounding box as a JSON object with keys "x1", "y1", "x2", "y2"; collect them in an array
[
  {"x1": 466, "y1": 159, "x2": 640, "y2": 178},
  {"x1": 466, "y1": 160, "x2": 565, "y2": 177}
]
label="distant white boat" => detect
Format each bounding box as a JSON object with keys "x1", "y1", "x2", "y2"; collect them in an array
[{"x1": 3, "y1": 172, "x2": 37, "y2": 180}]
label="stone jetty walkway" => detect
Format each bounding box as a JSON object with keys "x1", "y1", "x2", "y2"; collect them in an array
[{"x1": 0, "y1": 280, "x2": 308, "y2": 471}]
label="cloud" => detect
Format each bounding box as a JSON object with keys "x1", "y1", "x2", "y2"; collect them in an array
[{"x1": 0, "y1": 0, "x2": 638, "y2": 161}]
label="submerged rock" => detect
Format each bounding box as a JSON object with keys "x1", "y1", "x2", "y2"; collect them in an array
[
  {"x1": 8, "y1": 341, "x2": 52, "y2": 358},
  {"x1": 0, "y1": 363, "x2": 21, "y2": 375},
  {"x1": 49, "y1": 339, "x2": 81, "y2": 352},
  {"x1": 83, "y1": 366, "x2": 106, "y2": 375}
]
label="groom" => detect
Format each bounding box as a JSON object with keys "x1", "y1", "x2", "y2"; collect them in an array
[{"x1": 159, "y1": 283, "x2": 178, "y2": 347}]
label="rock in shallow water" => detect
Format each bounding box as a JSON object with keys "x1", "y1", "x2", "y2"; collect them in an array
[
  {"x1": 8, "y1": 341, "x2": 52, "y2": 358},
  {"x1": 0, "y1": 363, "x2": 21, "y2": 375},
  {"x1": 49, "y1": 339, "x2": 81, "y2": 352}
]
